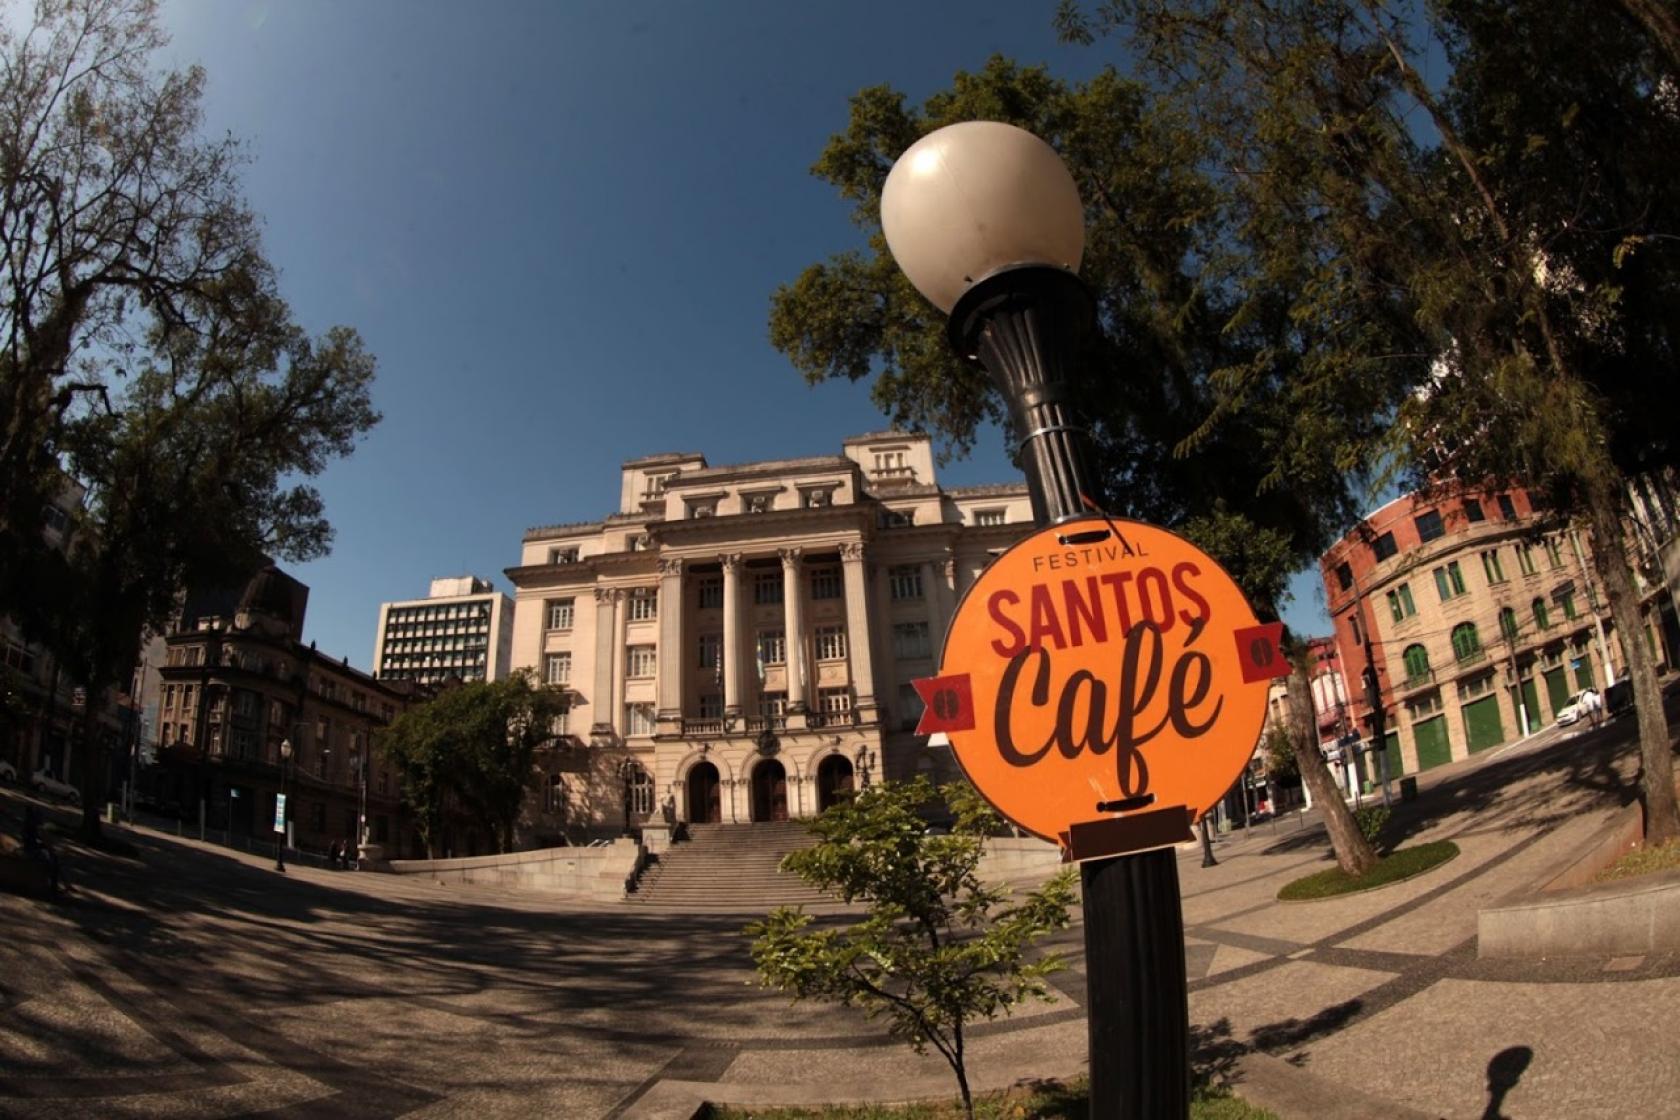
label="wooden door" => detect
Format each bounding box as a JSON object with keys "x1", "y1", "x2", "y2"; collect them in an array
[{"x1": 687, "y1": 762, "x2": 722, "y2": 823}]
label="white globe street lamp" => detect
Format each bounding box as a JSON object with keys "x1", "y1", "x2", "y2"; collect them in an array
[
  {"x1": 881, "y1": 121, "x2": 1099, "y2": 526},
  {"x1": 880, "y1": 121, "x2": 1191, "y2": 1119}
]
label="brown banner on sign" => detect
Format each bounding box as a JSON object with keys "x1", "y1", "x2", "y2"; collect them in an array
[
  {"x1": 1059, "y1": 806, "x2": 1194, "y2": 863},
  {"x1": 913, "y1": 673, "x2": 976, "y2": 735}
]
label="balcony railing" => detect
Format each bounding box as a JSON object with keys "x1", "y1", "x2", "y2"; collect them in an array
[
  {"x1": 681, "y1": 717, "x2": 727, "y2": 736},
  {"x1": 1397, "y1": 668, "x2": 1436, "y2": 694},
  {"x1": 806, "y1": 710, "x2": 857, "y2": 729},
  {"x1": 1454, "y1": 647, "x2": 1488, "y2": 667}
]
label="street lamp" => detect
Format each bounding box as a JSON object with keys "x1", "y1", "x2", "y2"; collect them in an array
[
  {"x1": 274, "y1": 737, "x2": 292, "y2": 873},
  {"x1": 881, "y1": 120, "x2": 1189, "y2": 1118}
]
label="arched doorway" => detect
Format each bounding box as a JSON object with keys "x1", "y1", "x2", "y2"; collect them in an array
[
  {"x1": 751, "y1": 759, "x2": 788, "y2": 822},
  {"x1": 686, "y1": 761, "x2": 722, "y2": 824},
  {"x1": 816, "y1": 755, "x2": 855, "y2": 812}
]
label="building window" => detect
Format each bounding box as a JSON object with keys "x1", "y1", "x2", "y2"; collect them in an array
[
  {"x1": 1451, "y1": 622, "x2": 1482, "y2": 662},
  {"x1": 1402, "y1": 643, "x2": 1431, "y2": 682},
  {"x1": 1533, "y1": 598, "x2": 1551, "y2": 631},
  {"x1": 810, "y1": 567, "x2": 842, "y2": 600},
  {"x1": 687, "y1": 498, "x2": 717, "y2": 519},
  {"x1": 1458, "y1": 672, "x2": 1495, "y2": 701},
  {"x1": 975, "y1": 509, "x2": 1007, "y2": 527},
  {"x1": 819, "y1": 687, "x2": 852, "y2": 714},
  {"x1": 626, "y1": 703, "x2": 657, "y2": 736},
  {"x1": 1387, "y1": 584, "x2": 1416, "y2": 623},
  {"x1": 889, "y1": 565, "x2": 923, "y2": 601},
  {"x1": 744, "y1": 492, "x2": 775, "y2": 514},
  {"x1": 1371, "y1": 532, "x2": 1398, "y2": 561},
  {"x1": 1463, "y1": 498, "x2": 1485, "y2": 523},
  {"x1": 760, "y1": 691, "x2": 787, "y2": 720},
  {"x1": 880, "y1": 508, "x2": 914, "y2": 528},
  {"x1": 1557, "y1": 588, "x2": 1578, "y2": 620},
  {"x1": 801, "y1": 487, "x2": 835, "y2": 509},
  {"x1": 316, "y1": 747, "x2": 330, "y2": 780},
  {"x1": 550, "y1": 708, "x2": 570, "y2": 737},
  {"x1": 546, "y1": 598, "x2": 574, "y2": 631},
  {"x1": 697, "y1": 576, "x2": 723, "y2": 609},
  {"x1": 1497, "y1": 494, "x2": 1518, "y2": 520},
  {"x1": 1481, "y1": 549, "x2": 1506, "y2": 585},
  {"x1": 1499, "y1": 607, "x2": 1520, "y2": 643},
  {"x1": 1335, "y1": 562, "x2": 1353, "y2": 592},
  {"x1": 697, "y1": 633, "x2": 721, "y2": 670},
  {"x1": 1434, "y1": 561, "x2": 1467, "y2": 601},
  {"x1": 1406, "y1": 691, "x2": 1444, "y2": 720},
  {"x1": 545, "y1": 652, "x2": 571, "y2": 686},
  {"x1": 629, "y1": 764, "x2": 655, "y2": 816},
  {"x1": 1544, "y1": 537, "x2": 1565, "y2": 569},
  {"x1": 626, "y1": 590, "x2": 657, "y2": 622},
  {"x1": 549, "y1": 547, "x2": 580, "y2": 564},
  {"x1": 1414, "y1": 509, "x2": 1445, "y2": 543},
  {"x1": 815, "y1": 625, "x2": 847, "y2": 660},
  {"x1": 897, "y1": 682, "x2": 923, "y2": 731},
  {"x1": 754, "y1": 572, "x2": 784, "y2": 605},
  {"x1": 757, "y1": 629, "x2": 786, "y2": 666},
  {"x1": 1515, "y1": 543, "x2": 1537, "y2": 576},
  {"x1": 873, "y1": 449, "x2": 907, "y2": 473},
  {"x1": 627, "y1": 645, "x2": 657, "y2": 678},
  {"x1": 698, "y1": 692, "x2": 723, "y2": 718},
  {"x1": 893, "y1": 621, "x2": 931, "y2": 660},
  {"x1": 545, "y1": 774, "x2": 565, "y2": 813}
]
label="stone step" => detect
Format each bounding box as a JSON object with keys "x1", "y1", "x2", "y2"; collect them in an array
[{"x1": 626, "y1": 820, "x2": 828, "y2": 909}]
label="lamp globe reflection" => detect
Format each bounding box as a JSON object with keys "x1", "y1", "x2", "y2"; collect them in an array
[{"x1": 881, "y1": 121, "x2": 1084, "y2": 314}]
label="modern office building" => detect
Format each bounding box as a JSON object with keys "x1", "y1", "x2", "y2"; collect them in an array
[
  {"x1": 372, "y1": 576, "x2": 514, "y2": 685},
  {"x1": 1318, "y1": 486, "x2": 1661, "y2": 778},
  {"x1": 504, "y1": 431, "x2": 1034, "y2": 841},
  {"x1": 145, "y1": 566, "x2": 426, "y2": 856}
]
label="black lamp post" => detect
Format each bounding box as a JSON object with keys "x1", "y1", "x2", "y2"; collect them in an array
[
  {"x1": 274, "y1": 737, "x2": 292, "y2": 873},
  {"x1": 881, "y1": 120, "x2": 1191, "y2": 1119}
]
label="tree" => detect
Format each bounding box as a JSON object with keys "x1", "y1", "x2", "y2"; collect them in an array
[
  {"x1": 770, "y1": 56, "x2": 1397, "y2": 872},
  {"x1": 1056, "y1": 0, "x2": 1680, "y2": 843},
  {"x1": 1261, "y1": 724, "x2": 1299, "y2": 786},
  {"x1": 0, "y1": 0, "x2": 380, "y2": 839},
  {"x1": 378, "y1": 672, "x2": 569, "y2": 855},
  {"x1": 747, "y1": 779, "x2": 1076, "y2": 1120}
]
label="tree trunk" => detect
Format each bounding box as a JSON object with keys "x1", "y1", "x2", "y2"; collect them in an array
[
  {"x1": 952, "y1": 1023, "x2": 974, "y2": 1120},
  {"x1": 1584, "y1": 473, "x2": 1680, "y2": 843},
  {"x1": 1613, "y1": 0, "x2": 1680, "y2": 73},
  {"x1": 77, "y1": 688, "x2": 107, "y2": 842},
  {"x1": 1287, "y1": 654, "x2": 1379, "y2": 875}
]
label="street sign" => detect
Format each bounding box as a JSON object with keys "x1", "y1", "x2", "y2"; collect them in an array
[
  {"x1": 916, "y1": 516, "x2": 1276, "y2": 860},
  {"x1": 273, "y1": 793, "x2": 287, "y2": 834}
]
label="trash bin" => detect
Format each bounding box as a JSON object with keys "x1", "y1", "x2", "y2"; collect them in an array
[{"x1": 1400, "y1": 776, "x2": 1418, "y2": 802}]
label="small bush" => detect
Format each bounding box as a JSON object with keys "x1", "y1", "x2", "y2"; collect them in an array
[{"x1": 1352, "y1": 804, "x2": 1391, "y2": 848}]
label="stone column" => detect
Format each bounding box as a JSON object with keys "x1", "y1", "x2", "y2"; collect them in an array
[
  {"x1": 781, "y1": 548, "x2": 808, "y2": 720},
  {"x1": 612, "y1": 589, "x2": 629, "y2": 737},
  {"x1": 721, "y1": 554, "x2": 743, "y2": 719},
  {"x1": 656, "y1": 558, "x2": 685, "y2": 733},
  {"x1": 841, "y1": 542, "x2": 880, "y2": 722},
  {"x1": 590, "y1": 588, "x2": 619, "y2": 740}
]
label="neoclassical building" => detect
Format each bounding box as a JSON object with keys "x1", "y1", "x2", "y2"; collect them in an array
[{"x1": 504, "y1": 432, "x2": 1032, "y2": 837}]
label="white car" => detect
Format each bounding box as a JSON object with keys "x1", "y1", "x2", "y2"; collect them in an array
[
  {"x1": 1555, "y1": 690, "x2": 1598, "y2": 727},
  {"x1": 30, "y1": 768, "x2": 80, "y2": 804},
  {"x1": 0, "y1": 759, "x2": 16, "y2": 783}
]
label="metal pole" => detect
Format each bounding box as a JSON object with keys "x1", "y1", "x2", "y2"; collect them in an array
[
  {"x1": 951, "y1": 265, "x2": 1189, "y2": 1119},
  {"x1": 1570, "y1": 529, "x2": 1617, "y2": 685}
]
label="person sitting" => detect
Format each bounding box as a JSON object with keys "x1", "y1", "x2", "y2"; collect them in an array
[{"x1": 22, "y1": 806, "x2": 60, "y2": 893}]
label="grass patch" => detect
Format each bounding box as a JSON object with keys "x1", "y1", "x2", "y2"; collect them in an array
[
  {"x1": 703, "y1": 1079, "x2": 1275, "y2": 1119},
  {"x1": 1594, "y1": 838, "x2": 1680, "y2": 884},
  {"x1": 1278, "y1": 840, "x2": 1459, "y2": 901}
]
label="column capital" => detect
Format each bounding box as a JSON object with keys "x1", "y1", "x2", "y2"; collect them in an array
[
  {"x1": 839, "y1": 541, "x2": 866, "y2": 562},
  {"x1": 719, "y1": 552, "x2": 744, "y2": 571},
  {"x1": 779, "y1": 546, "x2": 804, "y2": 568},
  {"x1": 658, "y1": 557, "x2": 684, "y2": 577},
  {"x1": 594, "y1": 586, "x2": 622, "y2": 604}
]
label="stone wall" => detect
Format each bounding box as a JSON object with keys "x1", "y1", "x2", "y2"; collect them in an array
[{"x1": 386, "y1": 838, "x2": 642, "y2": 901}]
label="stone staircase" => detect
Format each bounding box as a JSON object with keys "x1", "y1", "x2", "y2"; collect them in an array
[{"x1": 625, "y1": 820, "x2": 837, "y2": 911}]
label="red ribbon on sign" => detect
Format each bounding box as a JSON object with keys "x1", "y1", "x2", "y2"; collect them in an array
[
  {"x1": 1232, "y1": 621, "x2": 1287, "y2": 683},
  {"x1": 913, "y1": 674, "x2": 976, "y2": 736}
]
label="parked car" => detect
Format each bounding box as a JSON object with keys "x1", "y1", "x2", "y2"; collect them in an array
[
  {"x1": 1555, "y1": 689, "x2": 1602, "y2": 727},
  {"x1": 1605, "y1": 679, "x2": 1634, "y2": 717},
  {"x1": 30, "y1": 768, "x2": 80, "y2": 804},
  {"x1": 0, "y1": 759, "x2": 16, "y2": 783}
]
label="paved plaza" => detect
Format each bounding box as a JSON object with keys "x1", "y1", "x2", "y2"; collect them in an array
[{"x1": 2, "y1": 717, "x2": 1679, "y2": 1119}]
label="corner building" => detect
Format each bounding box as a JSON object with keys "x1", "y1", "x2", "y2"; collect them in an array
[{"x1": 505, "y1": 433, "x2": 1032, "y2": 837}]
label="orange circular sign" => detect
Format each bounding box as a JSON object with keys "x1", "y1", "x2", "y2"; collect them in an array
[{"x1": 921, "y1": 517, "x2": 1276, "y2": 850}]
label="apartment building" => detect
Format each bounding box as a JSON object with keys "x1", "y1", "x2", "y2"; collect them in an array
[
  {"x1": 372, "y1": 576, "x2": 515, "y2": 685},
  {"x1": 504, "y1": 432, "x2": 1033, "y2": 839},
  {"x1": 1319, "y1": 487, "x2": 1656, "y2": 778}
]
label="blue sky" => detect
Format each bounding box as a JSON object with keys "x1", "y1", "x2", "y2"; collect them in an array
[{"x1": 154, "y1": 0, "x2": 1331, "y2": 668}]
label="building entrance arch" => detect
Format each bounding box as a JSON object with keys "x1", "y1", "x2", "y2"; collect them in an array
[
  {"x1": 751, "y1": 759, "x2": 788, "y2": 823},
  {"x1": 686, "y1": 761, "x2": 722, "y2": 824},
  {"x1": 816, "y1": 755, "x2": 855, "y2": 813}
]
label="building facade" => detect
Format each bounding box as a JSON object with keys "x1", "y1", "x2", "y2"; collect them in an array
[
  {"x1": 504, "y1": 432, "x2": 1033, "y2": 839},
  {"x1": 372, "y1": 576, "x2": 515, "y2": 685},
  {"x1": 1319, "y1": 487, "x2": 1659, "y2": 779},
  {"x1": 146, "y1": 567, "x2": 425, "y2": 856}
]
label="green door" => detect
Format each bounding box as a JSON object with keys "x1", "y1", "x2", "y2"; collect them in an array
[
  {"x1": 1463, "y1": 695, "x2": 1505, "y2": 752},
  {"x1": 1413, "y1": 716, "x2": 1452, "y2": 771},
  {"x1": 1380, "y1": 729, "x2": 1403, "y2": 778},
  {"x1": 1543, "y1": 667, "x2": 1570, "y2": 719},
  {"x1": 1508, "y1": 679, "x2": 1542, "y2": 736}
]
